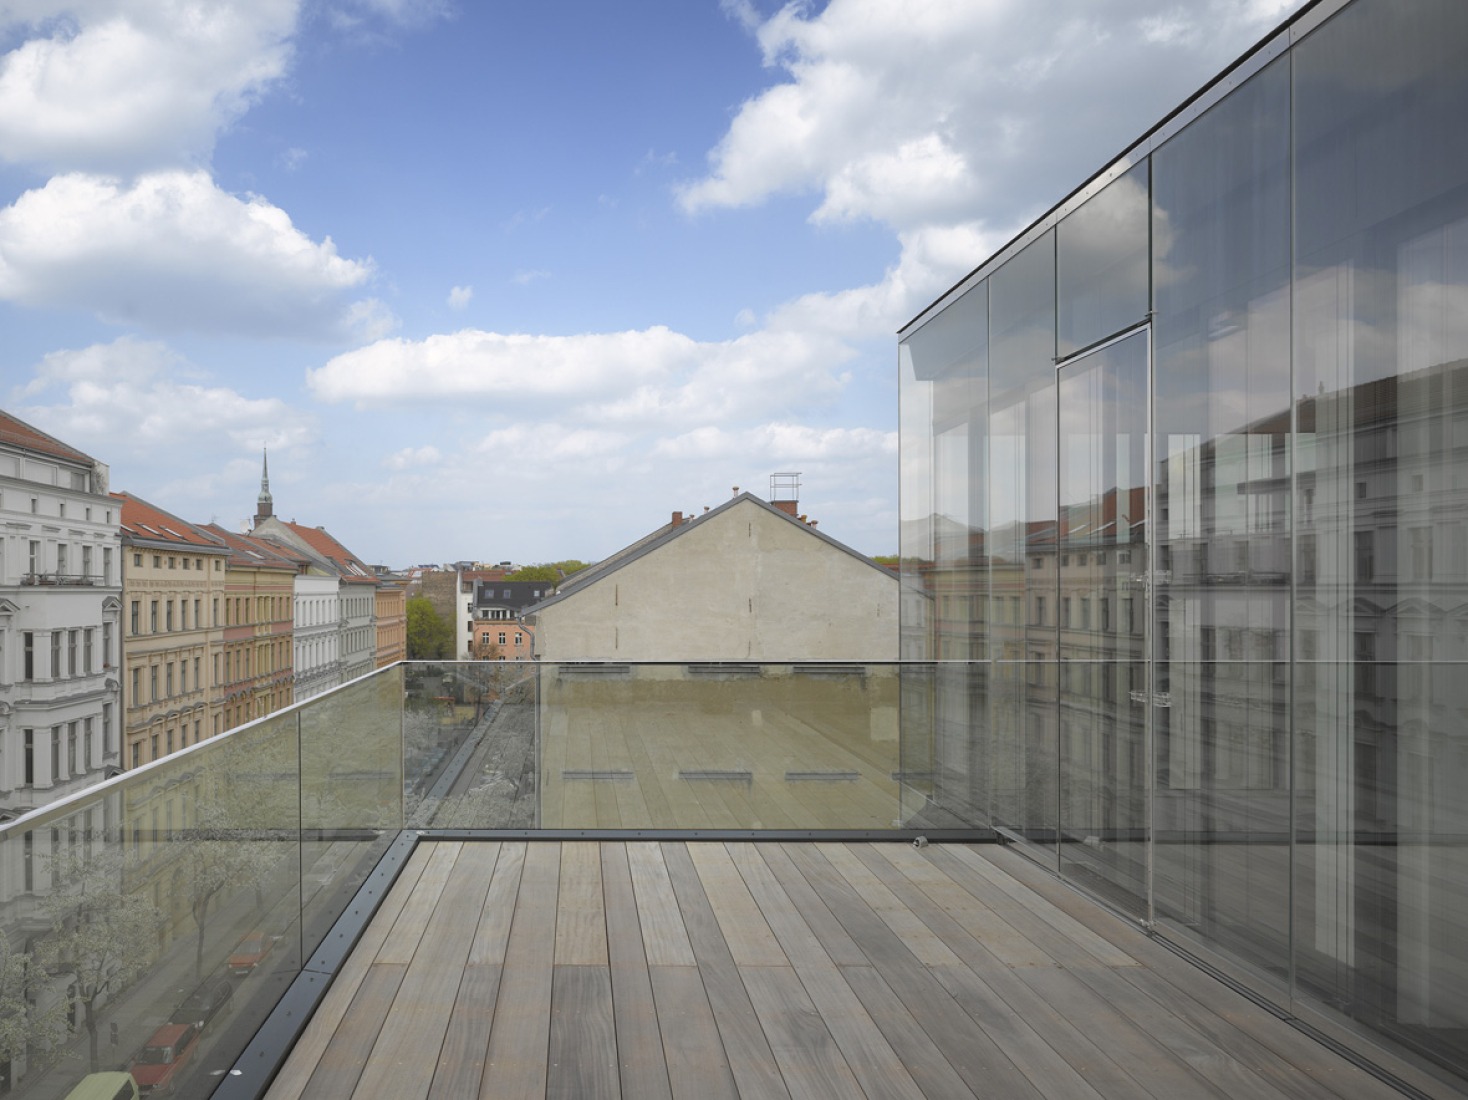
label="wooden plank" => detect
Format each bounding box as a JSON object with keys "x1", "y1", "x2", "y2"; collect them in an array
[
  {"x1": 378, "y1": 840, "x2": 461, "y2": 965},
  {"x1": 469, "y1": 840, "x2": 526, "y2": 966},
  {"x1": 727, "y1": 841, "x2": 831, "y2": 964},
  {"x1": 870, "y1": 843, "x2": 1054, "y2": 968},
  {"x1": 601, "y1": 843, "x2": 673, "y2": 1100},
  {"x1": 626, "y1": 841, "x2": 696, "y2": 966},
  {"x1": 265, "y1": 843, "x2": 433, "y2": 1100},
  {"x1": 556, "y1": 839, "x2": 609, "y2": 965},
  {"x1": 299, "y1": 963, "x2": 407, "y2": 1100},
  {"x1": 549, "y1": 964, "x2": 620, "y2": 1099},
  {"x1": 649, "y1": 965, "x2": 739, "y2": 1100},
  {"x1": 789, "y1": 964, "x2": 926, "y2": 1100},
  {"x1": 361, "y1": 843, "x2": 499, "y2": 1098},
  {"x1": 758, "y1": 843, "x2": 869, "y2": 967},
  {"x1": 780, "y1": 842, "x2": 1045, "y2": 1099},
  {"x1": 741, "y1": 965, "x2": 862, "y2": 1100},
  {"x1": 660, "y1": 843, "x2": 790, "y2": 1099},
  {"x1": 427, "y1": 964, "x2": 502, "y2": 1100},
  {"x1": 687, "y1": 842, "x2": 787, "y2": 967},
  {"x1": 838, "y1": 965, "x2": 977, "y2": 1100},
  {"x1": 481, "y1": 841, "x2": 561, "y2": 1099},
  {"x1": 815, "y1": 842, "x2": 962, "y2": 967},
  {"x1": 976, "y1": 845, "x2": 1409, "y2": 1100}
]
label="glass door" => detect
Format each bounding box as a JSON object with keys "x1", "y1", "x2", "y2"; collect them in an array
[{"x1": 1056, "y1": 329, "x2": 1151, "y2": 916}]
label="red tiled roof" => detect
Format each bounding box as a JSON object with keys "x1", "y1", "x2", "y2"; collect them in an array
[
  {"x1": 282, "y1": 521, "x2": 377, "y2": 583},
  {"x1": 114, "y1": 492, "x2": 227, "y2": 550},
  {"x1": 0, "y1": 410, "x2": 95, "y2": 466},
  {"x1": 199, "y1": 525, "x2": 302, "y2": 572}
]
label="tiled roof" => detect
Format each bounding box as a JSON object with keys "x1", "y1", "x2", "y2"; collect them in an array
[
  {"x1": 0, "y1": 409, "x2": 95, "y2": 466},
  {"x1": 199, "y1": 525, "x2": 302, "y2": 572},
  {"x1": 282, "y1": 521, "x2": 378, "y2": 583},
  {"x1": 114, "y1": 492, "x2": 228, "y2": 551}
]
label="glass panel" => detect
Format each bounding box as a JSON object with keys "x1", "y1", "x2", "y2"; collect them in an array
[
  {"x1": 300, "y1": 666, "x2": 403, "y2": 944},
  {"x1": 1293, "y1": 0, "x2": 1468, "y2": 1077},
  {"x1": 988, "y1": 232, "x2": 1059, "y2": 851},
  {"x1": 538, "y1": 663, "x2": 903, "y2": 830},
  {"x1": 1057, "y1": 331, "x2": 1150, "y2": 914},
  {"x1": 1151, "y1": 54, "x2": 1293, "y2": 984},
  {"x1": 1058, "y1": 162, "x2": 1151, "y2": 357}
]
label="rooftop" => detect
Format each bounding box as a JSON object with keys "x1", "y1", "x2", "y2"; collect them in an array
[{"x1": 263, "y1": 837, "x2": 1412, "y2": 1100}]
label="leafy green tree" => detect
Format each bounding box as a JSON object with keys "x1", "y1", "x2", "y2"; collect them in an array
[
  {"x1": 406, "y1": 597, "x2": 455, "y2": 659},
  {"x1": 0, "y1": 933, "x2": 66, "y2": 1073},
  {"x1": 505, "y1": 560, "x2": 590, "y2": 584}
]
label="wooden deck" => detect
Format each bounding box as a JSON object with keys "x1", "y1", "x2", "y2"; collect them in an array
[{"x1": 264, "y1": 840, "x2": 1425, "y2": 1100}]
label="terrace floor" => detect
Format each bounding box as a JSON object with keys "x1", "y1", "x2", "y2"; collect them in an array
[{"x1": 263, "y1": 839, "x2": 1429, "y2": 1100}]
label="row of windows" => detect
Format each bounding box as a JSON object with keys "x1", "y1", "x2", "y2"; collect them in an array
[
  {"x1": 131, "y1": 550, "x2": 221, "y2": 572},
  {"x1": 19, "y1": 626, "x2": 113, "y2": 681},
  {"x1": 129, "y1": 656, "x2": 203, "y2": 704},
  {"x1": 21, "y1": 539, "x2": 113, "y2": 583},
  {"x1": 2, "y1": 489, "x2": 109, "y2": 522},
  {"x1": 17, "y1": 707, "x2": 115, "y2": 788}
]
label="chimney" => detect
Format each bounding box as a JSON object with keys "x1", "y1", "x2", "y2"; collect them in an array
[
  {"x1": 671, "y1": 511, "x2": 684, "y2": 527},
  {"x1": 773, "y1": 500, "x2": 799, "y2": 517}
]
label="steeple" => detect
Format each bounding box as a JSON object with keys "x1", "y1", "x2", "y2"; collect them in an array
[{"x1": 255, "y1": 447, "x2": 274, "y2": 526}]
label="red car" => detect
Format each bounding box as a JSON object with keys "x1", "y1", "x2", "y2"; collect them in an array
[
  {"x1": 129, "y1": 1021, "x2": 200, "y2": 1094},
  {"x1": 227, "y1": 931, "x2": 274, "y2": 975}
]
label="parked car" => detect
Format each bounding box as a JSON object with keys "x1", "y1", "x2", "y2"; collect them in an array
[
  {"x1": 169, "y1": 979, "x2": 233, "y2": 1028},
  {"x1": 129, "y1": 1022, "x2": 201, "y2": 1094},
  {"x1": 227, "y1": 931, "x2": 274, "y2": 975}
]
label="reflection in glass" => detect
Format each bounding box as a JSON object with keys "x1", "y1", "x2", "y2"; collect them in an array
[
  {"x1": 1057, "y1": 332, "x2": 1149, "y2": 913},
  {"x1": 1058, "y1": 162, "x2": 1150, "y2": 358}
]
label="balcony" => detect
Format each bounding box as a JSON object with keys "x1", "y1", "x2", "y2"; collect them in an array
[
  {"x1": 0, "y1": 663, "x2": 1451, "y2": 1099},
  {"x1": 18, "y1": 572, "x2": 105, "y2": 587}
]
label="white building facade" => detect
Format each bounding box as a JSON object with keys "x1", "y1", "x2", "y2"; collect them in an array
[
  {"x1": 292, "y1": 573, "x2": 341, "y2": 702},
  {"x1": 0, "y1": 413, "x2": 123, "y2": 817}
]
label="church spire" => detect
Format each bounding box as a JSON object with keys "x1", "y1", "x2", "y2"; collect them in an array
[{"x1": 255, "y1": 447, "x2": 274, "y2": 526}]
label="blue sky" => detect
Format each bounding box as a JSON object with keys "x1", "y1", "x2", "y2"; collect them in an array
[{"x1": 1, "y1": 0, "x2": 1301, "y2": 567}]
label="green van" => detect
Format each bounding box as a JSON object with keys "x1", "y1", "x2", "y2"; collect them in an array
[{"x1": 63, "y1": 1072, "x2": 140, "y2": 1100}]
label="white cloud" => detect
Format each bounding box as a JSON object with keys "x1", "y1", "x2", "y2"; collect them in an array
[
  {"x1": 384, "y1": 444, "x2": 441, "y2": 470},
  {"x1": 680, "y1": 0, "x2": 1306, "y2": 234},
  {"x1": 447, "y1": 284, "x2": 473, "y2": 309},
  {"x1": 0, "y1": 1, "x2": 300, "y2": 174},
  {"x1": 511, "y1": 269, "x2": 549, "y2": 286},
  {"x1": 310, "y1": 324, "x2": 855, "y2": 428},
  {"x1": 11, "y1": 335, "x2": 315, "y2": 461},
  {"x1": 0, "y1": 170, "x2": 381, "y2": 338}
]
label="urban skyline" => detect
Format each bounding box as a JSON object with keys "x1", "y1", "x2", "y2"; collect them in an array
[{"x1": 0, "y1": 0, "x2": 1303, "y2": 565}]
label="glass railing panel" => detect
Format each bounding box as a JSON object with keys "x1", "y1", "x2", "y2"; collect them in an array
[
  {"x1": 298, "y1": 666, "x2": 404, "y2": 949},
  {"x1": 0, "y1": 708, "x2": 303, "y2": 1099},
  {"x1": 526, "y1": 662, "x2": 905, "y2": 831}
]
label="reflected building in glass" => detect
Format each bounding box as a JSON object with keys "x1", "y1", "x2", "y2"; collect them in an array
[{"x1": 899, "y1": 0, "x2": 1468, "y2": 1088}]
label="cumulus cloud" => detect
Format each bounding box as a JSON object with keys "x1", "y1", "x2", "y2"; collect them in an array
[
  {"x1": 0, "y1": 170, "x2": 381, "y2": 338},
  {"x1": 0, "y1": 1, "x2": 299, "y2": 174},
  {"x1": 682, "y1": 0, "x2": 1304, "y2": 234},
  {"x1": 384, "y1": 444, "x2": 441, "y2": 470},
  {"x1": 447, "y1": 284, "x2": 473, "y2": 309},
  {"x1": 309, "y1": 324, "x2": 855, "y2": 427},
  {"x1": 12, "y1": 335, "x2": 314, "y2": 459}
]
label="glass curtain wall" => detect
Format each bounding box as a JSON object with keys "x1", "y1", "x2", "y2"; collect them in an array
[{"x1": 897, "y1": 0, "x2": 1468, "y2": 1084}]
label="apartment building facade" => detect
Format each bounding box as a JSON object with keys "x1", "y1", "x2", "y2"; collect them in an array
[
  {"x1": 115, "y1": 494, "x2": 229, "y2": 768},
  {"x1": 898, "y1": 0, "x2": 1468, "y2": 1086},
  {"x1": 0, "y1": 412, "x2": 123, "y2": 816}
]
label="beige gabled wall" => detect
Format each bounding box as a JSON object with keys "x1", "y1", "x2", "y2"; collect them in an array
[{"x1": 534, "y1": 498, "x2": 897, "y2": 661}]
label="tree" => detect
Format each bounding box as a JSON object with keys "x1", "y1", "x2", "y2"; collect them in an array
[
  {"x1": 505, "y1": 560, "x2": 590, "y2": 585},
  {"x1": 406, "y1": 596, "x2": 454, "y2": 659},
  {"x1": 0, "y1": 932, "x2": 66, "y2": 1074},
  {"x1": 179, "y1": 804, "x2": 278, "y2": 979},
  {"x1": 36, "y1": 850, "x2": 163, "y2": 1072}
]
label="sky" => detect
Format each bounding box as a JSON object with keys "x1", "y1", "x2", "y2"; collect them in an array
[{"x1": 0, "y1": 0, "x2": 1305, "y2": 568}]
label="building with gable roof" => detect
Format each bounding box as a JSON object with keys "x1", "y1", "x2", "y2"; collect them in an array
[
  {"x1": 526, "y1": 492, "x2": 897, "y2": 662},
  {"x1": 249, "y1": 455, "x2": 380, "y2": 685},
  {"x1": 114, "y1": 492, "x2": 230, "y2": 768},
  {"x1": 0, "y1": 410, "x2": 123, "y2": 814}
]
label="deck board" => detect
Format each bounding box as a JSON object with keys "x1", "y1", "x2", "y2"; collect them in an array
[{"x1": 265, "y1": 840, "x2": 1423, "y2": 1100}]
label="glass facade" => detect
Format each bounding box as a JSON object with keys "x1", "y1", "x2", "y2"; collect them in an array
[{"x1": 898, "y1": 0, "x2": 1468, "y2": 1087}]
